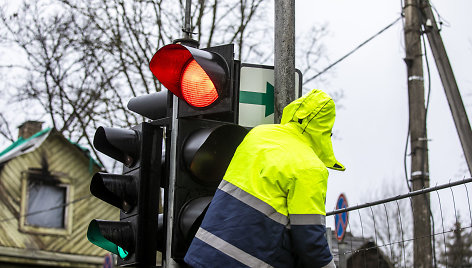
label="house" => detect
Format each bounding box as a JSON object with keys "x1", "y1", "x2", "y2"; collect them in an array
[
  {"x1": 0, "y1": 121, "x2": 119, "y2": 267},
  {"x1": 346, "y1": 241, "x2": 394, "y2": 268},
  {"x1": 329, "y1": 229, "x2": 394, "y2": 268}
]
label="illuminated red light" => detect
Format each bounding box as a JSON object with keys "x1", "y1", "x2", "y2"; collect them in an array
[
  {"x1": 181, "y1": 60, "x2": 218, "y2": 107},
  {"x1": 149, "y1": 44, "x2": 229, "y2": 110}
]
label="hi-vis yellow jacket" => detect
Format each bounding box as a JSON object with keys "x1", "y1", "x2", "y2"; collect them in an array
[{"x1": 185, "y1": 89, "x2": 344, "y2": 268}]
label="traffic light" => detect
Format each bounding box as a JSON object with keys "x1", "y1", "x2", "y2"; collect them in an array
[
  {"x1": 149, "y1": 42, "x2": 249, "y2": 263},
  {"x1": 87, "y1": 122, "x2": 163, "y2": 266},
  {"x1": 150, "y1": 43, "x2": 238, "y2": 122},
  {"x1": 171, "y1": 120, "x2": 248, "y2": 260}
]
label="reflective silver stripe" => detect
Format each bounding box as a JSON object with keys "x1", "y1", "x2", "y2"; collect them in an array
[
  {"x1": 408, "y1": 75, "x2": 424, "y2": 81},
  {"x1": 219, "y1": 180, "x2": 289, "y2": 225},
  {"x1": 196, "y1": 227, "x2": 274, "y2": 268},
  {"x1": 290, "y1": 214, "x2": 326, "y2": 226},
  {"x1": 322, "y1": 259, "x2": 336, "y2": 268}
]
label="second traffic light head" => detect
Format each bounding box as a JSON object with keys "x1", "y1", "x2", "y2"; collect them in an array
[{"x1": 149, "y1": 44, "x2": 230, "y2": 108}]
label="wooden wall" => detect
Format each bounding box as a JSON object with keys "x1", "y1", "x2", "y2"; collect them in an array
[{"x1": 0, "y1": 131, "x2": 119, "y2": 266}]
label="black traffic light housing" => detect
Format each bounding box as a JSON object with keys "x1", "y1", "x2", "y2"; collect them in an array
[
  {"x1": 147, "y1": 42, "x2": 247, "y2": 263},
  {"x1": 171, "y1": 118, "x2": 248, "y2": 260},
  {"x1": 87, "y1": 122, "x2": 163, "y2": 266}
]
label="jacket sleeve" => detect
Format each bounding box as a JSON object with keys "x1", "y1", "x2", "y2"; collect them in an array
[{"x1": 287, "y1": 165, "x2": 334, "y2": 268}]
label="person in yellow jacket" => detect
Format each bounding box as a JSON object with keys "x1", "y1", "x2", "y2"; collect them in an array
[{"x1": 184, "y1": 89, "x2": 345, "y2": 268}]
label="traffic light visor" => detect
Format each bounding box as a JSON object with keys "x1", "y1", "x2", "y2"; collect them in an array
[
  {"x1": 183, "y1": 124, "x2": 249, "y2": 184},
  {"x1": 179, "y1": 196, "x2": 212, "y2": 241},
  {"x1": 127, "y1": 91, "x2": 168, "y2": 119},
  {"x1": 149, "y1": 44, "x2": 228, "y2": 108},
  {"x1": 93, "y1": 127, "x2": 140, "y2": 167},
  {"x1": 87, "y1": 220, "x2": 132, "y2": 259},
  {"x1": 90, "y1": 172, "x2": 137, "y2": 213}
]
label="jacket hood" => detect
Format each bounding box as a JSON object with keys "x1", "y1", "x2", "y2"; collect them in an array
[{"x1": 281, "y1": 89, "x2": 345, "y2": 171}]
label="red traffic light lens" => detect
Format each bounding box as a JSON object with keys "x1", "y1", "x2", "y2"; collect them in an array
[
  {"x1": 181, "y1": 59, "x2": 218, "y2": 107},
  {"x1": 150, "y1": 44, "x2": 229, "y2": 109}
]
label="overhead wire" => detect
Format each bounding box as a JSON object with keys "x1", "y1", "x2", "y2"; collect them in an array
[
  {"x1": 304, "y1": 16, "x2": 403, "y2": 84},
  {"x1": 0, "y1": 194, "x2": 92, "y2": 223}
]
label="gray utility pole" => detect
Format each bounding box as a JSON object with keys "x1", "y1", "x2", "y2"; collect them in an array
[
  {"x1": 274, "y1": 0, "x2": 296, "y2": 123},
  {"x1": 420, "y1": 0, "x2": 472, "y2": 176},
  {"x1": 403, "y1": 0, "x2": 433, "y2": 267},
  {"x1": 165, "y1": 1, "x2": 195, "y2": 268},
  {"x1": 183, "y1": 0, "x2": 192, "y2": 39}
]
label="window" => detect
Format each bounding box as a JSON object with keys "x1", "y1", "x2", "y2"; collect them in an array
[
  {"x1": 20, "y1": 169, "x2": 72, "y2": 235},
  {"x1": 26, "y1": 177, "x2": 66, "y2": 228}
]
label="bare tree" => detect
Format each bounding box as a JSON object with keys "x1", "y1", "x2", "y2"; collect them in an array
[
  {"x1": 0, "y1": 0, "x2": 330, "y2": 169},
  {"x1": 0, "y1": 113, "x2": 14, "y2": 143},
  {"x1": 0, "y1": 1, "x2": 138, "y2": 165},
  {"x1": 356, "y1": 183, "x2": 414, "y2": 267}
]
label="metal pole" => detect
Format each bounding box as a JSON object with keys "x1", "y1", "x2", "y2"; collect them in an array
[
  {"x1": 420, "y1": 0, "x2": 472, "y2": 176},
  {"x1": 175, "y1": 0, "x2": 199, "y2": 47},
  {"x1": 183, "y1": 0, "x2": 192, "y2": 39},
  {"x1": 164, "y1": 96, "x2": 180, "y2": 268},
  {"x1": 274, "y1": 0, "x2": 296, "y2": 123},
  {"x1": 164, "y1": 2, "x2": 193, "y2": 267},
  {"x1": 327, "y1": 177, "x2": 472, "y2": 216},
  {"x1": 403, "y1": 1, "x2": 433, "y2": 266}
]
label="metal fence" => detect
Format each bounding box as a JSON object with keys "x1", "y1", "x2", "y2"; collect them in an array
[{"x1": 326, "y1": 177, "x2": 472, "y2": 268}]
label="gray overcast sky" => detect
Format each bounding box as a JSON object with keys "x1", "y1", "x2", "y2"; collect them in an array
[
  {"x1": 0, "y1": 0, "x2": 470, "y2": 230},
  {"x1": 293, "y1": 0, "x2": 472, "y2": 226}
]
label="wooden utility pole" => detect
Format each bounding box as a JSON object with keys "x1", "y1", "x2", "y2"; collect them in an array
[
  {"x1": 420, "y1": 0, "x2": 472, "y2": 176},
  {"x1": 274, "y1": 0, "x2": 295, "y2": 123},
  {"x1": 403, "y1": 0, "x2": 433, "y2": 267}
]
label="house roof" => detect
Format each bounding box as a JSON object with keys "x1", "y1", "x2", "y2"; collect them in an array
[
  {"x1": 0, "y1": 128, "x2": 52, "y2": 164},
  {"x1": 0, "y1": 128, "x2": 102, "y2": 171}
]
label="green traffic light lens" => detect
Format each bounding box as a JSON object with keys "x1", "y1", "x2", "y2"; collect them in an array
[
  {"x1": 87, "y1": 220, "x2": 130, "y2": 260},
  {"x1": 118, "y1": 246, "x2": 129, "y2": 259}
]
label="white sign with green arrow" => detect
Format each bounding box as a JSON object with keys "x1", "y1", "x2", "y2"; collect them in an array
[{"x1": 239, "y1": 64, "x2": 302, "y2": 127}]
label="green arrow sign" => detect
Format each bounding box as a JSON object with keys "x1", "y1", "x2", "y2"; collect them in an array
[{"x1": 239, "y1": 82, "x2": 274, "y2": 117}]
